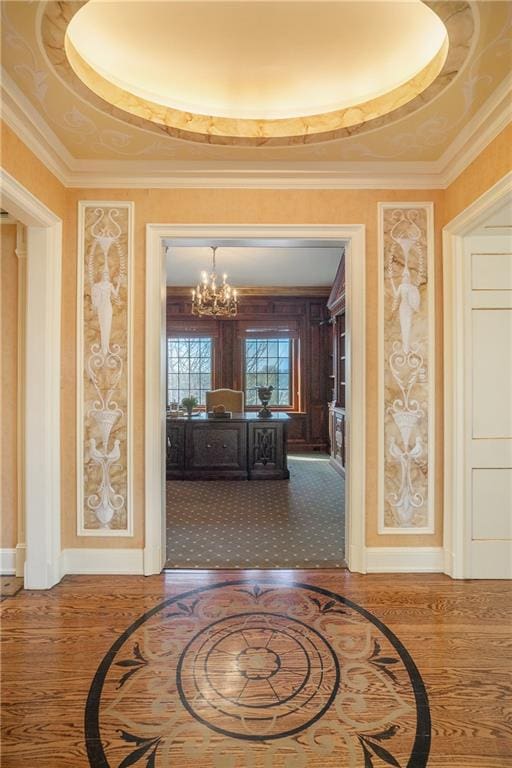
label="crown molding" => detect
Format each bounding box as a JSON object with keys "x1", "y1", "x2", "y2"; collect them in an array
[
  {"x1": 438, "y1": 72, "x2": 512, "y2": 187},
  {"x1": 0, "y1": 71, "x2": 71, "y2": 186},
  {"x1": 1, "y1": 67, "x2": 510, "y2": 190},
  {"x1": 167, "y1": 285, "x2": 331, "y2": 297}
]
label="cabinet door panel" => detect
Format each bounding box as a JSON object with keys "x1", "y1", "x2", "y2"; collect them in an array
[{"x1": 190, "y1": 424, "x2": 246, "y2": 469}]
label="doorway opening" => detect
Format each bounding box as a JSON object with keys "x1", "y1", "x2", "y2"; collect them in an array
[
  {"x1": 164, "y1": 238, "x2": 346, "y2": 568},
  {"x1": 144, "y1": 225, "x2": 366, "y2": 575}
]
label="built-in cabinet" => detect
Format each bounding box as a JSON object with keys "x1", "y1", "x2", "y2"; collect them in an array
[{"x1": 327, "y1": 252, "x2": 346, "y2": 476}]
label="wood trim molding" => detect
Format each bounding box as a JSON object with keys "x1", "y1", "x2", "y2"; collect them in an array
[
  {"x1": 166, "y1": 286, "x2": 332, "y2": 297},
  {"x1": 327, "y1": 249, "x2": 346, "y2": 313}
]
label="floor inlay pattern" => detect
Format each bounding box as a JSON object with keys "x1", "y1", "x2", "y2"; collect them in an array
[
  {"x1": 166, "y1": 453, "x2": 345, "y2": 569},
  {"x1": 86, "y1": 580, "x2": 430, "y2": 767}
]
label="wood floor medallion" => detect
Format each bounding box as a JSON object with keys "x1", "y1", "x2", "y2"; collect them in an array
[{"x1": 85, "y1": 580, "x2": 430, "y2": 767}]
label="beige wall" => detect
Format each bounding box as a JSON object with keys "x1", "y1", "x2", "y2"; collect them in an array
[
  {"x1": 0, "y1": 224, "x2": 18, "y2": 548},
  {"x1": 1, "y1": 119, "x2": 511, "y2": 555},
  {"x1": 443, "y1": 122, "x2": 512, "y2": 225}
]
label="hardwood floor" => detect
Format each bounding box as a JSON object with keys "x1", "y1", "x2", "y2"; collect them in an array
[{"x1": 1, "y1": 571, "x2": 510, "y2": 767}]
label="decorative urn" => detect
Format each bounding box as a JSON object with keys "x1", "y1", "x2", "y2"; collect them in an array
[{"x1": 257, "y1": 385, "x2": 274, "y2": 418}]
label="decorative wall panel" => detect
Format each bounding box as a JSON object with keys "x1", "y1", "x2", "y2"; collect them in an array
[
  {"x1": 378, "y1": 203, "x2": 434, "y2": 533},
  {"x1": 77, "y1": 202, "x2": 133, "y2": 535}
]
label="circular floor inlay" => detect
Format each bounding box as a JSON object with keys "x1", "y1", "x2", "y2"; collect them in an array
[
  {"x1": 86, "y1": 581, "x2": 431, "y2": 767},
  {"x1": 177, "y1": 612, "x2": 339, "y2": 739}
]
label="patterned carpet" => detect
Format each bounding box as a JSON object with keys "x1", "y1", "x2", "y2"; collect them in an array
[{"x1": 165, "y1": 453, "x2": 345, "y2": 569}]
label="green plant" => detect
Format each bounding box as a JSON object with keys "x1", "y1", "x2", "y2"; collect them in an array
[{"x1": 181, "y1": 395, "x2": 198, "y2": 413}]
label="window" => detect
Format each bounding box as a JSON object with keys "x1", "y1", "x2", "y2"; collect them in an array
[
  {"x1": 167, "y1": 337, "x2": 213, "y2": 406},
  {"x1": 244, "y1": 338, "x2": 293, "y2": 407}
]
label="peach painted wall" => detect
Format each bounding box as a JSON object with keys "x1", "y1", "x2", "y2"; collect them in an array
[
  {"x1": 1, "y1": 224, "x2": 18, "y2": 549},
  {"x1": 63, "y1": 186, "x2": 445, "y2": 550},
  {"x1": 1, "y1": 118, "x2": 510, "y2": 555},
  {"x1": 444, "y1": 123, "x2": 512, "y2": 225}
]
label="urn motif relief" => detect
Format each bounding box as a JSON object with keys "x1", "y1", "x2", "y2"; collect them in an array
[
  {"x1": 79, "y1": 203, "x2": 133, "y2": 534},
  {"x1": 380, "y1": 204, "x2": 433, "y2": 533}
]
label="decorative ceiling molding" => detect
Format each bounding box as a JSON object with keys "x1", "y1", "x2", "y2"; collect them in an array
[
  {"x1": 1, "y1": 66, "x2": 511, "y2": 190},
  {"x1": 48, "y1": 0, "x2": 459, "y2": 146}
]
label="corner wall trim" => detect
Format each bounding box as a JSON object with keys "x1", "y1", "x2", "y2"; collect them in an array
[
  {"x1": 366, "y1": 547, "x2": 444, "y2": 573},
  {"x1": 0, "y1": 549, "x2": 16, "y2": 575},
  {"x1": 60, "y1": 548, "x2": 144, "y2": 575}
]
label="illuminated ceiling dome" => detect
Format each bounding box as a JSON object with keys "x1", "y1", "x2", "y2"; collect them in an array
[{"x1": 63, "y1": 0, "x2": 449, "y2": 145}]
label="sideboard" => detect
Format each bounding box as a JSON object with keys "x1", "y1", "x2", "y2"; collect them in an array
[{"x1": 166, "y1": 412, "x2": 290, "y2": 480}]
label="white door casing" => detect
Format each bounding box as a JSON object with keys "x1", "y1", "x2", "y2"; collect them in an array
[
  {"x1": 145, "y1": 224, "x2": 367, "y2": 575},
  {"x1": 0, "y1": 169, "x2": 62, "y2": 588},
  {"x1": 443, "y1": 172, "x2": 512, "y2": 579}
]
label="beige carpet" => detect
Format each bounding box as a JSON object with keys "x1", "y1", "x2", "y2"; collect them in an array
[{"x1": 165, "y1": 453, "x2": 345, "y2": 569}]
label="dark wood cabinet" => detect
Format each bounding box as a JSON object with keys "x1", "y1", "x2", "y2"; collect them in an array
[
  {"x1": 187, "y1": 422, "x2": 247, "y2": 479},
  {"x1": 328, "y1": 404, "x2": 346, "y2": 476},
  {"x1": 166, "y1": 413, "x2": 289, "y2": 480},
  {"x1": 327, "y1": 251, "x2": 346, "y2": 475},
  {"x1": 248, "y1": 421, "x2": 289, "y2": 479}
]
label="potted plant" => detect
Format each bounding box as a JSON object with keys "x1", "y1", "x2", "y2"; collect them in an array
[{"x1": 181, "y1": 395, "x2": 198, "y2": 417}]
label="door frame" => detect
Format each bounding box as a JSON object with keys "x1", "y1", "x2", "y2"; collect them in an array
[
  {"x1": 145, "y1": 224, "x2": 366, "y2": 574},
  {"x1": 0, "y1": 169, "x2": 62, "y2": 588},
  {"x1": 442, "y1": 171, "x2": 512, "y2": 578}
]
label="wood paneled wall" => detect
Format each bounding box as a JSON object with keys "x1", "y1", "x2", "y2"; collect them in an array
[{"x1": 166, "y1": 291, "x2": 331, "y2": 451}]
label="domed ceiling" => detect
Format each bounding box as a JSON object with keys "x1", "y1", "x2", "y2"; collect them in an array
[
  {"x1": 64, "y1": 0, "x2": 449, "y2": 144},
  {"x1": 1, "y1": 0, "x2": 510, "y2": 184}
]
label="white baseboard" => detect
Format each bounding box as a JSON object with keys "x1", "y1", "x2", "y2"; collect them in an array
[
  {"x1": 366, "y1": 546, "x2": 444, "y2": 573},
  {"x1": 0, "y1": 548, "x2": 16, "y2": 575},
  {"x1": 61, "y1": 548, "x2": 144, "y2": 575},
  {"x1": 328, "y1": 457, "x2": 346, "y2": 477}
]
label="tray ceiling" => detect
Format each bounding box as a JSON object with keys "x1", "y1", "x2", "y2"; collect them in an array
[{"x1": 1, "y1": 1, "x2": 511, "y2": 184}]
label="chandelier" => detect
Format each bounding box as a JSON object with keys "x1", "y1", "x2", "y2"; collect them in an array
[{"x1": 191, "y1": 246, "x2": 238, "y2": 317}]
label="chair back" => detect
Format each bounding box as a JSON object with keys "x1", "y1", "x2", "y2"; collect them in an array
[{"x1": 206, "y1": 389, "x2": 244, "y2": 413}]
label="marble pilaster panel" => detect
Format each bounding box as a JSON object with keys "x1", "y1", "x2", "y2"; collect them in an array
[
  {"x1": 77, "y1": 202, "x2": 133, "y2": 534},
  {"x1": 378, "y1": 203, "x2": 434, "y2": 533}
]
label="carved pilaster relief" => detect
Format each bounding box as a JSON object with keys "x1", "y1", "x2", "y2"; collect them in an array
[
  {"x1": 253, "y1": 427, "x2": 277, "y2": 466},
  {"x1": 378, "y1": 203, "x2": 434, "y2": 533},
  {"x1": 77, "y1": 202, "x2": 133, "y2": 535}
]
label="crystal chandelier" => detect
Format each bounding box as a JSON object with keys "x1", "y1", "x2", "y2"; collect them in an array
[{"x1": 191, "y1": 246, "x2": 238, "y2": 317}]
